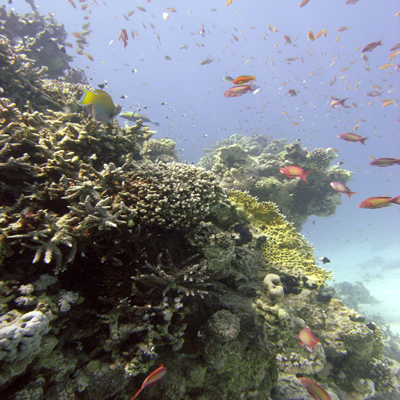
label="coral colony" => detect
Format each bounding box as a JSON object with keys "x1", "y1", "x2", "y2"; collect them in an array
[{"x1": 0, "y1": 6, "x2": 399, "y2": 400}]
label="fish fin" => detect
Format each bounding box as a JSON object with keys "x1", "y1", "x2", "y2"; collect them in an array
[
  {"x1": 129, "y1": 388, "x2": 143, "y2": 400},
  {"x1": 391, "y1": 196, "x2": 400, "y2": 205},
  {"x1": 301, "y1": 170, "x2": 311, "y2": 184},
  {"x1": 347, "y1": 191, "x2": 358, "y2": 199},
  {"x1": 252, "y1": 74, "x2": 257, "y2": 81},
  {"x1": 360, "y1": 137, "x2": 369, "y2": 145}
]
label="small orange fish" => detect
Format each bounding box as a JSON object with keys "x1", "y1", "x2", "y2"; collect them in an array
[
  {"x1": 379, "y1": 62, "x2": 394, "y2": 69},
  {"x1": 298, "y1": 328, "x2": 320, "y2": 352},
  {"x1": 307, "y1": 29, "x2": 314, "y2": 41},
  {"x1": 382, "y1": 100, "x2": 396, "y2": 107},
  {"x1": 280, "y1": 166, "x2": 311, "y2": 184},
  {"x1": 358, "y1": 196, "x2": 400, "y2": 209},
  {"x1": 330, "y1": 97, "x2": 349, "y2": 108},
  {"x1": 298, "y1": 377, "x2": 331, "y2": 400},
  {"x1": 369, "y1": 158, "x2": 400, "y2": 167},
  {"x1": 85, "y1": 53, "x2": 94, "y2": 61},
  {"x1": 283, "y1": 35, "x2": 292, "y2": 45},
  {"x1": 330, "y1": 182, "x2": 357, "y2": 199},
  {"x1": 232, "y1": 74, "x2": 256, "y2": 84},
  {"x1": 337, "y1": 133, "x2": 368, "y2": 145},
  {"x1": 300, "y1": 0, "x2": 311, "y2": 8},
  {"x1": 130, "y1": 364, "x2": 167, "y2": 399},
  {"x1": 119, "y1": 29, "x2": 128, "y2": 49},
  {"x1": 223, "y1": 82, "x2": 254, "y2": 97},
  {"x1": 314, "y1": 28, "x2": 326, "y2": 39},
  {"x1": 337, "y1": 26, "x2": 350, "y2": 32},
  {"x1": 362, "y1": 39, "x2": 383, "y2": 53},
  {"x1": 225, "y1": 0, "x2": 234, "y2": 6},
  {"x1": 390, "y1": 43, "x2": 400, "y2": 52},
  {"x1": 67, "y1": 0, "x2": 77, "y2": 8},
  {"x1": 137, "y1": 6, "x2": 147, "y2": 12}
]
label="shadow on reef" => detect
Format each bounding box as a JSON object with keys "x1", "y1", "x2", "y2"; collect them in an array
[{"x1": 0, "y1": 7, "x2": 400, "y2": 400}]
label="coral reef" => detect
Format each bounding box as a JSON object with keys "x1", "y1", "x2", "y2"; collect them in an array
[
  {"x1": 199, "y1": 134, "x2": 352, "y2": 229},
  {"x1": 0, "y1": 6, "x2": 73, "y2": 79},
  {"x1": 0, "y1": 7, "x2": 399, "y2": 400}
]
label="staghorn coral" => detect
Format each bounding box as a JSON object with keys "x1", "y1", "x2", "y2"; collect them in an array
[
  {"x1": 228, "y1": 189, "x2": 333, "y2": 285},
  {"x1": 132, "y1": 252, "x2": 211, "y2": 298}
]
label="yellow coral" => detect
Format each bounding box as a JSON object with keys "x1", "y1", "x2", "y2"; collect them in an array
[{"x1": 228, "y1": 190, "x2": 332, "y2": 285}]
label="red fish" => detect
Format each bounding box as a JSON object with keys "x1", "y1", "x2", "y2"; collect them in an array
[
  {"x1": 223, "y1": 82, "x2": 254, "y2": 97},
  {"x1": 369, "y1": 158, "x2": 400, "y2": 167},
  {"x1": 358, "y1": 196, "x2": 400, "y2": 209},
  {"x1": 232, "y1": 74, "x2": 256, "y2": 84},
  {"x1": 298, "y1": 377, "x2": 331, "y2": 400},
  {"x1": 362, "y1": 39, "x2": 383, "y2": 53},
  {"x1": 298, "y1": 328, "x2": 320, "y2": 352},
  {"x1": 130, "y1": 364, "x2": 167, "y2": 399},
  {"x1": 330, "y1": 182, "x2": 357, "y2": 199},
  {"x1": 337, "y1": 133, "x2": 368, "y2": 145},
  {"x1": 329, "y1": 97, "x2": 349, "y2": 108},
  {"x1": 280, "y1": 166, "x2": 311, "y2": 184}
]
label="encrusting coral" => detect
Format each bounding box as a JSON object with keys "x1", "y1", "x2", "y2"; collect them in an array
[{"x1": 228, "y1": 189, "x2": 333, "y2": 285}]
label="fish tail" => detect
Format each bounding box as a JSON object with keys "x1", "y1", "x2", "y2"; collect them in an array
[
  {"x1": 130, "y1": 388, "x2": 142, "y2": 400},
  {"x1": 391, "y1": 196, "x2": 400, "y2": 205},
  {"x1": 247, "y1": 82, "x2": 254, "y2": 91},
  {"x1": 360, "y1": 137, "x2": 369, "y2": 145},
  {"x1": 347, "y1": 191, "x2": 358, "y2": 200},
  {"x1": 377, "y1": 38, "x2": 383, "y2": 46},
  {"x1": 78, "y1": 89, "x2": 96, "y2": 105},
  {"x1": 150, "y1": 120, "x2": 160, "y2": 126},
  {"x1": 395, "y1": 159, "x2": 400, "y2": 165},
  {"x1": 301, "y1": 170, "x2": 311, "y2": 184},
  {"x1": 252, "y1": 74, "x2": 257, "y2": 81}
]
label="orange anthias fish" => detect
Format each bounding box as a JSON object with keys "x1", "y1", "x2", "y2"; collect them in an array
[
  {"x1": 307, "y1": 29, "x2": 314, "y2": 41},
  {"x1": 358, "y1": 196, "x2": 400, "y2": 209},
  {"x1": 130, "y1": 364, "x2": 167, "y2": 399},
  {"x1": 329, "y1": 97, "x2": 349, "y2": 108},
  {"x1": 300, "y1": 0, "x2": 311, "y2": 8},
  {"x1": 298, "y1": 328, "x2": 320, "y2": 352},
  {"x1": 337, "y1": 133, "x2": 368, "y2": 145},
  {"x1": 232, "y1": 74, "x2": 256, "y2": 84},
  {"x1": 369, "y1": 158, "x2": 400, "y2": 167},
  {"x1": 298, "y1": 377, "x2": 331, "y2": 400},
  {"x1": 280, "y1": 166, "x2": 311, "y2": 184},
  {"x1": 330, "y1": 182, "x2": 357, "y2": 199},
  {"x1": 362, "y1": 39, "x2": 383, "y2": 53},
  {"x1": 223, "y1": 82, "x2": 254, "y2": 97}
]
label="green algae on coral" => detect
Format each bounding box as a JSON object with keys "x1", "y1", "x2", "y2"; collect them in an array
[{"x1": 228, "y1": 189, "x2": 333, "y2": 285}]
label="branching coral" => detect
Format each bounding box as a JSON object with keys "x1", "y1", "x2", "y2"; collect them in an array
[{"x1": 132, "y1": 252, "x2": 210, "y2": 298}]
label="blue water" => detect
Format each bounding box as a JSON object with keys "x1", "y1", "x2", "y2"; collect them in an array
[{"x1": 11, "y1": 0, "x2": 400, "y2": 327}]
